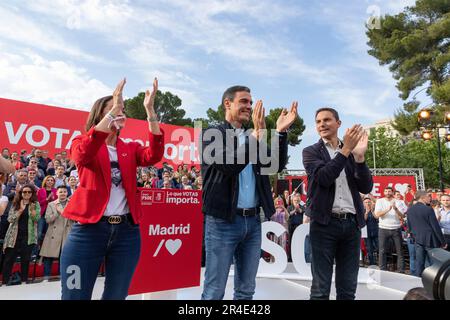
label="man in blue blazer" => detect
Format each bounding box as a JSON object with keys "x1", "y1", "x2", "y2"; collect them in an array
[
  {"x1": 407, "y1": 190, "x2": 446, "y2": 277},
  {"x1": 302, "y1": 107, "x2": 373, "y2": 300}
]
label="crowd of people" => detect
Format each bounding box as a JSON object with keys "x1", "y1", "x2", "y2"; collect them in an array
[
  {"x1": 271, "y1": 185, "x2": 450, "y2": 277},
  {"x1": 1, "y1": 145, "x2": 449, "y2": 287},
  {"x1": 0, "y1": 146, "x2": 203, "y2": 286},
  {"x1": 1, "y1": 145, "x2": 449, "y2": 286}
]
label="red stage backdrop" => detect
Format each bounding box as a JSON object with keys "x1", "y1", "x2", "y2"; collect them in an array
[
  {"x1": 0, "y1": 98, "x2": 200, "y2": 168},
  {"x1": 370, "y1": 175, "x2": 416, "y2": 199},
  {"x1": 128, "y1": 189, "x2": 203, "y2": 295}
]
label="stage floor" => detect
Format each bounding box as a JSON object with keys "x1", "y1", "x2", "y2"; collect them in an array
[{"x1": 0, "y1": 264, "x2": 422, "y2": 300}]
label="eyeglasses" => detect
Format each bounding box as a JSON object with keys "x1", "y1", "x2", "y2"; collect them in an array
[
  {"x1": 22, "y1": 191, "x2": 32, "y2": 194},
  {"x1": 30, "y1": 161, "x2": 37, "y2": 164}
]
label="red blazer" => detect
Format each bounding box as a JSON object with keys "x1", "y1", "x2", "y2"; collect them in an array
[{"x1": 62, "y1": 127, "x2": 164, "y2": 224}]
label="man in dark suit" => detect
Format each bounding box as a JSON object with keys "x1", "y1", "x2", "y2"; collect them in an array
[
  {"x1": 407, "y1": 190, "x2": 446, "y2": 277},
  {"x1": 200, "y1": 85, "x2": 298, "y2": 300},
  {"x1": 302, "y1": 107, "x2": 373, "y2": 300}
]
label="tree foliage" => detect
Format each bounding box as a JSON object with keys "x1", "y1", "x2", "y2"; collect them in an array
[
  {"x1": 366, "y1": 0, "x2": 450, "y2": 135},
  {"x1": 125, "y1": 90, "x2": 193, "y2": 127},
  {"x1": 366, "y1": 127, "x2": 450, "y2": 188}
]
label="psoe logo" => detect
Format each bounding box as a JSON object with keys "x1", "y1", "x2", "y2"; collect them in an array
[
  {"x1": 153, "y1": 190, "x2": 166, "y2": 203},
  {"x1": 141, "y1": 190, "x2": 154, "y2": 205}
]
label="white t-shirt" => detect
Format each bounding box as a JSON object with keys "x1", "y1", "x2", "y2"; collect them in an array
[
  {"x1": 103, "y1": 145, "x2": 129, "y2": 216},
  {"x1": 375, "y1": 198, "x2": 407, "y2": 230},
  {"x1": 0, "y1": 195, "x2": 8, "y2": 204}
]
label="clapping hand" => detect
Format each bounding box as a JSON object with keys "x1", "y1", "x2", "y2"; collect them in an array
[
  {"x1": 251, "y1": 100, "x2": 266, "y2": 141},
  {"x1": 19, "y1": 200, "x2": 26, "y2": 213},
  {"x1": 276, "y1": 101, "x2": 298, "y2": 132},
  {"x1": 108, "y1": 78, "x2": 127, "y2": 130},
  {"x1": 144, "y1": 78, "x2": 158, "y2": 119},
  {"x1": 111, "y1": 78, "x2": 126, "y2": 117},
  {"x1": 352, "y1": 129, "x2": 368, "y2": 162}
]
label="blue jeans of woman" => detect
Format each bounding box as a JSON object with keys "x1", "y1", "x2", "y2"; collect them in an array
[
  {"x1": 60, "y1": 219, "x2": 141, "y2": 300},
  {"x1": 201, "y1": 214, "x2": 261, "y2": 300},
  {"x1": 34, "y1": 216, "x2": 48, "y2": 256}
]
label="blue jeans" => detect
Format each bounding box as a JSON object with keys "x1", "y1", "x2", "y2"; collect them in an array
[
  {"x1": 34, "y1": 216, "x2": 48, "y2": 256},
  {"x1": 415, "y1": 243, "x2": 432, "y2": 277},
  {"x1": 406, "y1": 238, "x2": 416, "y2": 276},
  {"x1": 201, "y1": 214, "x2": 261, "y2": 300},
  {"x1": 309, "y1": 216, "x2": 361, "y2": 300},
  {"x1": 37, "y1": 216, "x2": 48, "y2": 243},
  {"x1": 43, "y1": 257, "x2": 58, "y2": 278},
  {"x1": 365, "y1": 236, "x2": 378, "y2": 266},
  {"x1": 60, "y1": 220, "x2": 141, "y2": 300}
]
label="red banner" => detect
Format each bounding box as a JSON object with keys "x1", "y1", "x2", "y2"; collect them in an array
[
  {"x1": 0, "y1": 98, "x2": 200, "y2": 168},
  {"x1": 370, "y1": 175, "x2": 416, "y2": 199},
  {"x1": 128, "y1": 189, "x2": 203, "y2": 295}
]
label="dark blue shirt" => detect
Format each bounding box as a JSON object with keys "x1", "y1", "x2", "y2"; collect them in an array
[{"x1": 366, "y1": 211, "x2": 378, "y2": 238}]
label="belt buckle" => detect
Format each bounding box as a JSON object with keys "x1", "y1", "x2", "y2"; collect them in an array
[
  {"x1": 333, "y1": 212, "x2": 346, "y2": 219},
  {"x1": 242, "y1": 209, "x2": 249, "y2": 217},
  {"x1": 108, "y1": 215, "x2": 122, "y2": 224}
]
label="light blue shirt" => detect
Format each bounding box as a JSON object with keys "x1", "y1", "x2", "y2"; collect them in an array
[
  {"x1": 439, "y1": 208, "x2": 450, "y2": 235},
  {"x1": 236, "y1": 129, "x2": 258, "y2": 208}
]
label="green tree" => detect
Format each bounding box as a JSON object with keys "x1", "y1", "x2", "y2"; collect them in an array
[
  {"x1": 366, "y1": 0, "x2": 450, "y2": 135},
  {"x1": 125, "y1": 90, "x2": 193, "y2": 126},
  {"x1": 366, "y1": 127, "x2": 450, "y2": 188},
  {"x1": 398, "y1": 138, "x2": 450, "y2": 188},
  {"x1": 366, "y1": 127, "x2": 403, "y2": 169},
  {"x1": 366, "y1": 128, "x2": 450, "y2": 188}
]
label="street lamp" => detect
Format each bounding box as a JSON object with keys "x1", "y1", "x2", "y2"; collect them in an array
[
  {"x1": 418, "y1": 108, "x2": 450, "y2": 192},
  {"x1": 368, "y1": 139, "x2": 380, "y2": 169},
  {"x1": 421, "y1": 130, "x2": 433, "y2": 140}
]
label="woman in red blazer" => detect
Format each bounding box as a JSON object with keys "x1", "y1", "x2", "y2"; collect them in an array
[{"x1": 60, "y1": 78, "x2": 164, "y2": 300}]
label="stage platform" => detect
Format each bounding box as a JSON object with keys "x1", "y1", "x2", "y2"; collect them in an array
[{"x1": 0, "y1": 263, "x2": 422, "y2": 300}]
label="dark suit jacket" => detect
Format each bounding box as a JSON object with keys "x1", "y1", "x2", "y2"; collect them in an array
[
  {"x1": 201, "y1": 121, "x2": 288, "y2": 221},
  {"x1": 407, "y1": 202, "x2": 445, "y2": 248},
  {"x1": 302, "y1": 139, "x2": 373, "y2": 228}
]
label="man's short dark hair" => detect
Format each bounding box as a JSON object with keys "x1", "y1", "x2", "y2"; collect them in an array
[
  {"x1": 221, "y1": 86, "x2": 251, "y2": 109},
  {"x1": 384, "y1": 186, "x2": 394, "y2": 191},
  {"x1": 315, "y1": 107, "x2": 340, "y2": 121},
  {"x1": 57, "y1": 185, "x2": 68, "y2": 191}
]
